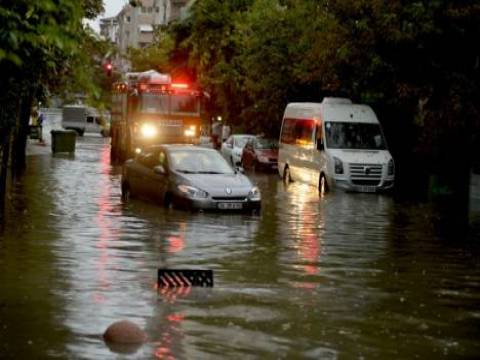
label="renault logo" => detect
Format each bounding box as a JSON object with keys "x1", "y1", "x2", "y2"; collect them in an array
[
  {"x1": 364, "y1": 167, "x2": 371, "y2": 175},
  {"x1": 225, "y1": 187, "x2": 232, "y2": 195}
]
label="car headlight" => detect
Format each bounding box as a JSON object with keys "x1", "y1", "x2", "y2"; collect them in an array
[
  {"x1": 177, "y1": 184, "x2": 209, "y2": 198},
  {"x1": 140, "y1": 123, "x2": 158, "y2": 138},
  {"x1": 388, "y1": 159, "x2": 395, "y2": 175},
  {"x1": 248, "y1": 186, "x2": 261, "y2": 201},
  {"x1": 333, "y1": 156, "x2": 344, "y2": 174}
]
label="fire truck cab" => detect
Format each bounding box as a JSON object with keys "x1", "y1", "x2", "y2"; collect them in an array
[{"x1": 111, "y1": 70, "x2": 203, "y2": 162}]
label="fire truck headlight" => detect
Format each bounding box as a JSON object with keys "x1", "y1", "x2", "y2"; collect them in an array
[
  {"x1": 140, "y1": 124, "x2": 158, "y2": 138},
  {"x1": 184, "y1": 125, "x2": 196, "y2": 137}
]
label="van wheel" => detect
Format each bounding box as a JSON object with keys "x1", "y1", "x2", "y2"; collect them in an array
[
  {"x1": 283, "y1": 166, "x2": 292, "y2": 183},
  {"x1": 319, "y1": 174, "x2": 329, "y2": 195},
  {"x1": 121, "y1": 181, "x2": 131, "y2": 201}
]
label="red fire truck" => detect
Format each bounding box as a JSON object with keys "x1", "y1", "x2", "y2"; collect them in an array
[{"x1": 110, "y1": 70, "x2": 204, "y2": 162}]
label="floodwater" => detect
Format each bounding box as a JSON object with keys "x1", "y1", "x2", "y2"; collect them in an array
[{"x1": 1, "y1": 117, "x2": 480, "y2": 359}]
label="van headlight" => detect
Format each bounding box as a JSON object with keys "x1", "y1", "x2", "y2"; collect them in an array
[
  {"x1": 177, "y1": 185, "x2": 208, "y2": 198},
  {"x1": 248, "y1": 186, "x2": 261, "y2": 201},
  {"x1": 140, "y1": 124, "x2": 158, "y2": 138},
  {"x1": 333, "y1": 157, "x2": 344, "y2": 174},
  {"x1": 388, "y1": 159, "x2": 395, "y2": 175}
]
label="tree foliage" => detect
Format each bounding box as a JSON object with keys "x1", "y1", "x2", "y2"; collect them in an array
[{"x1": 151, "y1": 0, "x2": 479, "y2": 184}]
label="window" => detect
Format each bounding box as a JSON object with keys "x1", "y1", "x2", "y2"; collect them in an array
[
  {"x1": 325, "y1": 122, "x2": 387, "y2": 150},
  {"x1": 139, "y1": 151, "x2": 158, "y2": 169},
  {"x1": 170, "y1": 94, "x2": 199, "y2": 114},
  {"x1": 140, "y1": 93, "x2": 169, "y2": 114},
  {"x1": 281, "y1": 118, "x2": 315, "y2": 146}
]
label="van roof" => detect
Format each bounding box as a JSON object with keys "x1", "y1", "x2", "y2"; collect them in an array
[{"x1": 285, "y1": 100, "x2": 378, "y2": 124}]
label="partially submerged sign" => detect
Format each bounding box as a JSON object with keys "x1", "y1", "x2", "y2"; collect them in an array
[{"x1": 157, "y1": 269, "x2": 213, "y2": 288}]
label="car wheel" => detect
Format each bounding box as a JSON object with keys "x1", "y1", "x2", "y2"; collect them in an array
[
  {"x1": 283, "y1": 166, "x2": 292, "y2": 183},
  {"x1": 319, "y1": 173, "x2": 329, "y2": 196},
  {"x1": 121, "y1": 181, "x2": 131, "y2": 201}
]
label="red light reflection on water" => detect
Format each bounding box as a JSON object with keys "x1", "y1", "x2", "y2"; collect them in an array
[
  {"x1": 166, "y1": 222, "x2": 186, "y2": 253},
  {"x1": 92, "y1": 145, "x2": 120, "y2": 303}
]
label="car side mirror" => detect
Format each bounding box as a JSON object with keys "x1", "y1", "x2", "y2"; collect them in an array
[
  {"x1": 316, "y1": 141, "x2": 324, "y2": 151},
  {"x1": 153, "y1": 165, "x2": 167, "y2": 175}
]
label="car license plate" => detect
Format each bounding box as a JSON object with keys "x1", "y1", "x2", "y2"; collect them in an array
[
  {"x1": 359, "y1": 186, "x2": 376, "y2": 193},
  {"x1": 218, "y1": 202, "x2": 243, "y2": 210}
]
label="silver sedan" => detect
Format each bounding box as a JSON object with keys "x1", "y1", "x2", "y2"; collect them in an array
[{"x1": 121, "y1": 145, "x2": 261, "y2": 211}]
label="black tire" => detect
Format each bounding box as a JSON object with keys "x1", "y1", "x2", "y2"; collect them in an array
[
  {"x1": 121, "y1": 181, "x2": 131, "y2": 201},
  {"x1": 319, "y1": 173, "x2": 329, "y2": 195},
  {"x1": 283, "y1": 166, "x2": 292, "y2": 183}
]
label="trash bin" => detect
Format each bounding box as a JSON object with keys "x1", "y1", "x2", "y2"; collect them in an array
[
  {"x1": 51, "y1": 130, "x2": 76, "y2": 153},
  {"x1": 28, "y1": 125, "x2": 42, "y2": 140}
]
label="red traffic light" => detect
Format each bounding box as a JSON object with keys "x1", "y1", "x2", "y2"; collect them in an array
[{"x1": 104, "y1": 62, "x2": 113, "y2": 76}]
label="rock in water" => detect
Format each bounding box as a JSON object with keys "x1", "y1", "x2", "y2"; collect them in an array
[{"x1": 103, "y1": 320, "x2": 147, "y2": 344}]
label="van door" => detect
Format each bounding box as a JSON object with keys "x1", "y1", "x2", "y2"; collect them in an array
[
  {"x1": 290, "y1": 118, "x2": 316, "y2": 184},
  {"x1": 312, "y1": 121, "x2": 328, "y2": 187}
]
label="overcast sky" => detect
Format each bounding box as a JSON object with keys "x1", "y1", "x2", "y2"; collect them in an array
[{"x1": 88, "y1": 0, "x2": 127, "y2": 32}]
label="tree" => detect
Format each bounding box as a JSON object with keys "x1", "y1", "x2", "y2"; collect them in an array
[{"x1": 0, "y1": 0, "x2": 104, "y2": 216}]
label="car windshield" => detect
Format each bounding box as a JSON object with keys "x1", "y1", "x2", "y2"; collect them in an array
[
  {"x1": 325, "y1": 122, "x2": 387, "y2": 150},
  {"x1": 234, "y1": 136, "x2": 252, "y2": 148},
  {"x1": 255, "y1": 138, "x2": 278, "y2": 149},
  {"x1": 169, "y1": 149, "x2": 235, "y2": 174}
]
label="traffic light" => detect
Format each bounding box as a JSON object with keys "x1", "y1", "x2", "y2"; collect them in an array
[{"x1": 105, "y1": 62, "x2": 113, "y2": 77}]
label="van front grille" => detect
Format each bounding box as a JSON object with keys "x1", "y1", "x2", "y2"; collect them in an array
[{"x1": 349, "y1": 163, "x2": 383, "y2": 182}]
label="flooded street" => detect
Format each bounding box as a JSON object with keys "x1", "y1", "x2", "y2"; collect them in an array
[{"x1": 1, "y1": 117, "x2": 480, "y2": 359}]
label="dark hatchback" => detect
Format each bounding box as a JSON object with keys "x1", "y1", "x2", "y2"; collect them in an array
[
  {"x1": 241, "y1": 138, "x2": 278, "y2": 171},
  {"x1": 121, "y1": 145, "x2": 261, "y2": 211}
]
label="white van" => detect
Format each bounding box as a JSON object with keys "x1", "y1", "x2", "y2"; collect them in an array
[
  {"x1": 278, "y1": 98, "x2": 394, "y2": 193},
  {"x1": 62, "y1": 105, "x2": 110, "y2": 137}
]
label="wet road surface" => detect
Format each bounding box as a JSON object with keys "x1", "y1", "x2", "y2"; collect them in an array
[{"x1": 1, "y1": 120, "x2": 480, "y2": 359}]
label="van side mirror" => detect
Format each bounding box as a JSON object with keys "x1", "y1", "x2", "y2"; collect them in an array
[
  {"x1": 153, "y1": 165, "x2": 167, "y2": 175},
  {"x1": 316, "y1": 141, "x2": 324, "y2": 151}
]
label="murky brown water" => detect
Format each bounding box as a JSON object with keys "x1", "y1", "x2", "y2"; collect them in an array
[{"x1": 1, "y1": 127, "x2": 480, "y2": 359}]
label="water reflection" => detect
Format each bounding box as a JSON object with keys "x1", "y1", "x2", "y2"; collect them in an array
[{"x1": 0, "y1": 135, "x2": 479, "y2": 358}]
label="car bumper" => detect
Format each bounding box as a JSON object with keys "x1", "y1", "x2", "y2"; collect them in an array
[
  {"x1": 334, "y1": 178, "x2": 394, "y2": 193},
  {"x1": 174, "y1": 195, "x2": 261, "y2": 211},
  {"x1": 256, "y1": 161, "x2": 278, "y2": 172}
]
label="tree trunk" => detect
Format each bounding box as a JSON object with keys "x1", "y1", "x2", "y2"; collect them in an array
[
  {"x1": 0, "y1": 128, "x2": 12, "y2": 219},
  {"x1": 12, "y1": 94, "x2": 33, "y2": 174}
]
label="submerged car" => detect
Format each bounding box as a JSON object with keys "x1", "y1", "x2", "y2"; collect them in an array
[
  {"x1": 220, "y1": 134, "x2": 256, "y2": 166},
  {"x1": 121, "y1": 145, "x2": 261, "y2": 211},
  {"x1": 241, "y1": 138, "x2": 278, "y2": 171}
]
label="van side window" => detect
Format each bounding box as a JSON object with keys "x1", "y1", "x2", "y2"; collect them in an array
[
  {"x1": 281, "y1": 118, "x2": 315, "y2": 146},
  {"x1": 316, "y1": 122, "x2": 324, "y2": 150}
]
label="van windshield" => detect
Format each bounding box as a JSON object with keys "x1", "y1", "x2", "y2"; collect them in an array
[{"x1": 325, "y1": 122, "x2": 387, "y2": 150}]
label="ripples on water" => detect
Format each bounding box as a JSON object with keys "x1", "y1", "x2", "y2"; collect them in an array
[{"x1": 0, "y1": 135, "x2": 479, "y2": 359}]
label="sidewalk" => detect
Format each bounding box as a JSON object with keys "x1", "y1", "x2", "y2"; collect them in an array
[{"x1": 26, "y1": 108, "x2": 63, "y2": 156}]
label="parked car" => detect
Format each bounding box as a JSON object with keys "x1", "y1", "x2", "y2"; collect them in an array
[
  {"x1": 121, "y1": 145, "x2": 261, "y2": 211},
  {"x1": 220, "y1": 134, "x2": 256, "y2": 166},
  {"x1": 241, "y1": 138, "x2": 279, "y2": 171}
]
